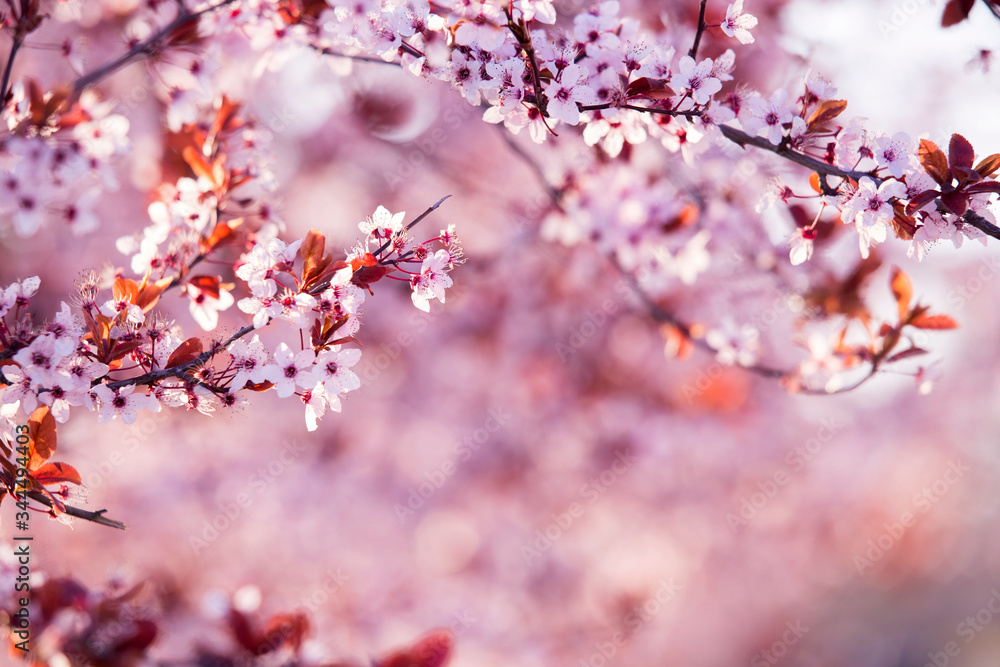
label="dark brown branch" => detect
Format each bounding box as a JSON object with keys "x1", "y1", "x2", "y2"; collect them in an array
[
  {"x1": 717, "y1": 124, "x2": 875, "y2": 184},
  {"x1": 106, "y1": 324, "x2": 255, "y2": 392},
  {"x1": 688, "y1": 0, "x2": 709, "y2": 60},
  {"x1": 1, "y1": 36, "x2": 22, "y2": 106},
  {"x1": 26, "y1": 491, "x2": 127, "y2": 530},
  {"x1": 579, "y1": 102, "x2": 699, "y2": 118},
  {"x1": 70, "y1": 0, "x2": 238, "y2": 100},
  {"x1": 962, "y1": 209, "x2": 1000, "y2": 241}
]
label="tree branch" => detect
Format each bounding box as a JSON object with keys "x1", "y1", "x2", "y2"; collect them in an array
[
  {"x1": 69, "y1": 0, "x2": 238, "y2": 101},
  {"x1": 688, "y1": 0, "x2": 709, "y2": 60},
  {"x1": 26, "y1": 491, "x2": 127, "y2": 530},
  {"x1": 962, "y1": 209, "x2": 1000, "y2": 241}
]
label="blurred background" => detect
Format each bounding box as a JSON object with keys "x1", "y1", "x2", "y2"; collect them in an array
[{"x1": 3, "y1": 0, "x2": 1000, "y2": 665}]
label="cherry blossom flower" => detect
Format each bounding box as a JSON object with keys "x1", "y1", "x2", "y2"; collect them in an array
[
  {"x1": 100, "y1": 295, "x2": 144, "y2": 326},
  {"x1": 313, "y1": 347, "x2": 362, "y2": 394},
  {"x1": 263, "y1": 343, "x2": 317, "y2": 398},
  {"x1": 875, "y1": 131, "x2": 912, "y2": 179},
  {"x1": 187, "y1": 282, "x2": 235, "y2": 331},
  {"x1": 544, "y1": 64, "x2": 595, "y2": 126},
  {"x1": 721, "y1": 0, "x2": 758, "y2": 44},
  {"x1": 669, "y1": 56, "x2": 723, "y2": 106},
  {"x1": 743, "y1": 89, "x2": 794, "y2": 145},
  {"x1": 228, "y1": 335, "x2": 271, "y2": 391},
  {"x1": 238, "y1": 294, "x2": 284, "y2": 329},
  {"x1": 39, "y1": 373, "x2": 94, "y2": 423},
  {"x1": 789, "y1": 227, "x2": 817, "y2": 266},
  {"x1": 411, "y1": 249, "x2": 455, "y2": 312},
  {"x1": 302, "y1": 381, "x2": 338, "y2": 431},
  {"x1": 91, "y1": 385, "x2": 159, "y2": 425}
]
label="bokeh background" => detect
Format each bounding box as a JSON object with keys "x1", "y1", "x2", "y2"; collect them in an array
[{"x1": 4, "y1": 0, "x2": 1000, "y2": 665}]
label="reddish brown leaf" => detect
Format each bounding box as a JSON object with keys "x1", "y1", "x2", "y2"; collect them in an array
[
  {"x1": 202, "y1": 218, "x2": 243, "y2": 252},
  {"x1": 166, "y1": 337, "x2": 204, "y2": 368},
  {"x1": 351, "y1": 264, "x2": 392, "y2": 290},
  {"x1": 375, "y1": 629, "x2": 454, "y2": 667},
  {"x1": 886, "y1": 347, "x2": 930, "y2": 364},
  {"x1": 949, "y1": 133, "x2": 976, "y2": 174},
  {"x1": 966, "y1": 181, "x2": 1000, "y2": 195},
  {"x1": 806, "y1": 99, "x2": 847, "y2": 129},
  {"x1": 940, "y1": 190, "x2": 969, "y2": 216},
  {"x1": 188, "y1": 275, "x2": 221, "y2": 300},
  {"x1": 918, "y1": 139, "x2": 951, "y2": 186},
  {"x1": 889, "y1": 266, "x2": 913, "y2": 321},
  {"x1": 301, "y1": 229, "x2": 326, "y2": 282},
  {"x1": 974, "y1": 153, "x2": 1000, "y2": 177},
  {"x1": 258, "y1": 613, "x2": 309, "y2": 654},
  {"x1": 244, "y1": 380, "x2": 275, "y2": 392},
  {"x1": 112, "y1": 277, "x2": 139, "y2": 305},
  {"x1": 904, "y1": 188, "x2": 941, "y2": 216},
  {"x1": 942, "y1": 0, "x2": 976, "y2": 26},
  {"x1": 33, "y1": 462, "x2": 82, "y2": 486},
  {"x1": 137, "y1": 277, "x2": 174, "y2": 313},
  {"x1": 909, "y1": 313, "x2": 959, "y2": 329},
  {"x1": 27, "y1": 406, "x2": 57, "y2": 472}
]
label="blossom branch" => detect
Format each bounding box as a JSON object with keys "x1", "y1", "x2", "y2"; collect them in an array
[
  {"x1": 70, "y1": 0, "x2": 238, "y2": 100},
  {"x1": 26, "y1": 491, "x2": 127, "y2": 530},
  {"x1": 688, "y1": 0, "x2": 710, "y2": 60},
  {"x1": 962, "y1": 209, "x2": 1000, "y2": 240}
]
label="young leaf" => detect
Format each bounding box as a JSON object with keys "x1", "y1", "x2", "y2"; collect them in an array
[
  {"x1": 27, "y1": 406, "x2": 57, "y2": 471},
  {"x1": 300, "y1": 229, "x2": 326, "y2": 282},
  {"x1": 974, "y1": 153, "x2": 1000, "y2": 178},
  {"x1": 918, "y1": 139, "x2": 950, "y2": 186},
  {"x1": 166, "y1": 338, "x2": 204, "y2": 368},
  {"x1": 806, "y1": 99, "x2": 847, "y2": 129},
  {"x1": 909, "y1": 313, "x2": 959, "y2": 329},
  {"x1": 375, "y1": 629, "x2": 454, "y2": 667},
  {"x1": 948, "y1": 133, "x2": 975, "y2": 174},
  {"x1": 33, "y1": 462, "x2": 83, "y2": 486},
  {"x1": 889, "y1": 266, "x2": 913, "y2": 321},
  {"x1": 941, "y1": 0, "x2": 976, "y2": 26}
]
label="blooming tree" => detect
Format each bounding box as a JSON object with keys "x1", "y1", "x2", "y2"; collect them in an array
[{"x1": 1, "y1": 0, "x2": 999, "y2": 663}]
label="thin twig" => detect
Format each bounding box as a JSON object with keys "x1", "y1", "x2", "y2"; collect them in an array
[
  {"x1": 1, "y1": 36, "x2": 23, "y2": 105},
  {"x1": 688, "y1": 0, "x2": 709, "y2": 60},
  {"x1": 26, "y1": 491, "x2": 127, "y2": 530},
  {"x1": 70, "y1": 0, "x2": 238, "y2": 100}
]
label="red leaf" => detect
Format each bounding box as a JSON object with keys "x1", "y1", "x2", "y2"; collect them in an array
[
  {"x1": 940, "y1": 190, "x2": 969, "y2": 216},
  {"x1": 886, "y1": 347, "x2": 930, "y2": 364},
  {"x1": 918, "y1": 139, "x2": 950, "y2": 186},
  {"x1": 166, "y1": 338, "x2": 204, "y2": 369},
  {"x1": 942, "y1": 0, "x2": 976, "y2": 26},
  {"x1": 33, "y1": 462, "x2": 82, "y2": 486},
  {"x1": 909, "y1": 313, "x2": 959, "y2": 329},
  {"x1": 889, "y1": 266, "x2": 912, "y2": 321},
  {"x1": 948, "y1": 133, "x2": 976, "y2": 174},
  {"x1": 904, "y1": 188, "x2": 941, "y2": 216},
  {"x1": 806, "y1": 99, "x2": 847, "y2": 129},
  {"x1": 974, "y1": 153, "x2": 1000, "y2": 177},
  {"x1": 27, "y1": 406, "x2": 57, "y2": 471},
  {"x1": 376, "y1": 629, "x2": 454, "y2": 667}
]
